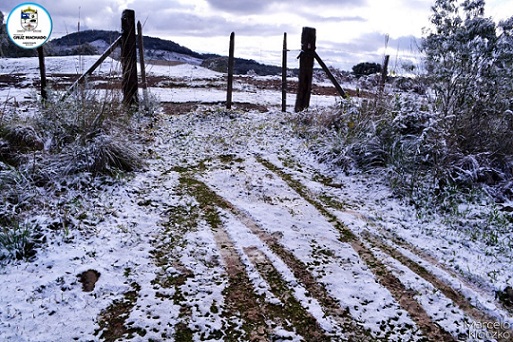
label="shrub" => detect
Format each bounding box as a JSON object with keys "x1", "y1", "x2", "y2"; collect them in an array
[
  {"x1": 0, "y1": 83, "x2": 150, "y2": 263},
  {"x1": 293, "y1": 91, "x2": 513, "y2": 206},
  {"x1": 421, "y1": 0, "x2": 513, "y2": 157},
  {"x1": 352, "y1": 62, "x2": 381, "y2": 78},
  {"x1": 34, "y1": 90, "x2": 145, "y2": 177},
  {"x1": 44, "y1": 132, "x2": 144, "y2": 176}
]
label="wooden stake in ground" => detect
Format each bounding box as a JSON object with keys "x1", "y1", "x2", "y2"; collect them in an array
[
  {"x1": 121, "y1": 9, "x2": 138, "y2": 109},
  {"x1": 295, "y1": 27, "x2": 316, "y2": 112},
  {"x1": 226, "y1": 32, "x2": 235, "y2": 110},
  {"x1": 380, "y1": 54, "x2": 390, "y2": 93},
  {"x1": 282, "y1": 32, "x2": 287, "y2": 112},
  {"x1": 313, "y1": 52, "x2": 346, "y2": 99},
  {"x1": 137, "y1": 21, "x2": 149, "y2": 111},
  {"x1": 61, "y1": 36, "x2": 122, "y2": 101},
  {"x1": 37, "y1": 46, "x2": 47, "y2": 103}
]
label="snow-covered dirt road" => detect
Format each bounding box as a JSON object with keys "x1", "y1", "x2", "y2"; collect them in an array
[{"x1": 103, "y1": 108, "x2": 510, "y2": 341}]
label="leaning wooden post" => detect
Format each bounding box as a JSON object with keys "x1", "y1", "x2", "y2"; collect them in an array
[
  {"x1": 61, "y1": 36, "x2": 122, "y2": 101},
  {"x1": 37, "y1": 46, "x2": 47, "y2": 103},
  {"x1": 121, "y1": 9, "x2": 138, "y2": 109},
  {"x1": 137, "y1": 21, "x2": 149, "y2": 111},
  {"x1": 282, "y1": 32, "x2": 287, "y2": 112},
  {"x1": 295, "y1": 27, "x2": 316, "y2": 112},
  {"x1": 226, "y1": 32, "x2": 235, "y2": 110},
  {"x1": 313, "y1": 52, "x2": 347, "y2": 98}
]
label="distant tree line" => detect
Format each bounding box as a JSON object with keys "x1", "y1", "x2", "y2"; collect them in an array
[
  {"x1": 351, "y1": 62, "x2": 382, "y2": 78},
  {"x1": 200, "y1": 56, "x2": 284, "y2": 76}
]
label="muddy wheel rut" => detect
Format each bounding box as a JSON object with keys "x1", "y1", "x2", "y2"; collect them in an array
[
  {"x1": 363, "y1": 231, "x2": 513, "y2": 341},
  {"x1": 188, "y1": 174, "x2": 376, "y2": 340},
  {"x1": 170, "y1": 158, "x2": 448, "y2": 340},
  {"x1": 220, "y1": 194, "x2": 375, "y2": 341}
]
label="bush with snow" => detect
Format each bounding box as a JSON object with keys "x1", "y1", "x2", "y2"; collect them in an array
[
  {"x1": 422, "y1": 0, "x2": 513, "y2": 158},
  {"x1": 0, "y1": 88, "x2": 148, "y2": 263},
  {"x1": 293, "y1": 91, "x2": 513, "y2": 247}
]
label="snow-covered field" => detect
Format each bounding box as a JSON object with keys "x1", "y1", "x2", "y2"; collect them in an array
[{"x1": 1, "y1": 56, "x2": 512, "y2": 341}]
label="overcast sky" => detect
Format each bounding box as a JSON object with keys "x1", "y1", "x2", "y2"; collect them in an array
[{"x1": 2, "y1": 0, "x2": 512, "y2": 70}]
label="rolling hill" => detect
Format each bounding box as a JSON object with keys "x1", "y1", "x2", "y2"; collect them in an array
[{"x1": 2, "y1": 29, "x2": 284, "y2": 76}]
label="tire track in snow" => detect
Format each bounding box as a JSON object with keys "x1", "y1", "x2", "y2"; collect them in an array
[
  {"x1": 177, "y1": 175, "x2": 269, "y2": 340},
  {"x1": 362, "y1": 231, "x2": 513, "y2": 342},
  {"x1": 286, "y1": 160, "x2": 513, "y2": 341},
  {"x1": 225, "y1": 203, "x2": 376, "y2": 341},
  {"x1": 189, "y1": 171, "x2": 377, "y2": 341},
  {"x1": 257, "y1": 156, "x2": 456, "y2": 341},
  {"x1": 243, "y1": 246, "x2": 332, "y2": 340},
  {"x1": 179, "y1": 174, "x2": 332, "y2": 341}
]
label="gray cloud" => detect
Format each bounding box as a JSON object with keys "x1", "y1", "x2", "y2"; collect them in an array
[
  {"x1": 0, "y1": 0, "x2": 425, "y2": 70},
  {"x1": 327, "y1": 32, "x2": 419, "y2": 54},
  {"x1": 0, "y1": 0, "x2": 194, "y2": 37},
  {"x1": 318, "y1": 32, "x2": 421, "y2": 70},
  {"x1": 301, "y1": 13, "x2": 366, "y2": 23},
  {"x1": 402, "y1": 0, "x2": 433, "y2": 11},
  {"x1": 140, "y1": 9, "x2": 295, "y2": 39},
  {"x1": 206, "y1": 0, "x2": 271, "y2": 13},
  {"x1": 143, "y1": 11, "x2": 231, "y2": 37},
  {"x1": 205, "y1": 0, "x2": 367, "y2": 14}
]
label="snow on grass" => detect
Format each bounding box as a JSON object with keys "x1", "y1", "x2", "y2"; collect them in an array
[
  {"x1": 321, "y1": 169, "x2": 513, "y2": 293},
  {"x1": 0, "y1": 175, "x2": 164, "y2": 340},
  {"x1": 391, "y1": 243, "x2": 513, "y2": 327},
  {"x1": 367, "y1": 242, "x2": 489, "y2": 340}
]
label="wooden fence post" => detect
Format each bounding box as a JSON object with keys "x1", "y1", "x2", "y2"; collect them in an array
[
  {"x1": 137, "y1": 21, "x2": 149, "y2": 111},
  {"x1": 380, "y1": 54, "x2": 390, "y2": 93},
  {"x1": 295, "y1": 27, "x2": 316, "y2": 112},
  {"x1": 282, "y1": 32, "x2": 287, "y2": 112},
  {"x1": 121, "y1": 9, "x2": 138, "y2": 109},
  {"x1": 37, "y1": 46, "x2": 47, "y2": 103},
  {"x1": 226, "y1": 32, "x2": 235, "y2": 110}
]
